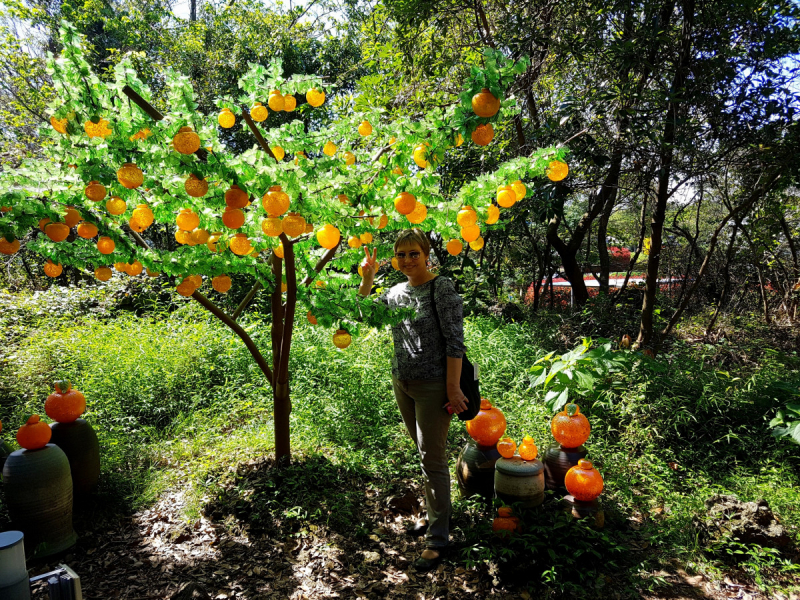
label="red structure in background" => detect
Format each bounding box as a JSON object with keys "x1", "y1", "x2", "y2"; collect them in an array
[{"x1": 525, "y1": 275, "x2": 684, "y2": 309}]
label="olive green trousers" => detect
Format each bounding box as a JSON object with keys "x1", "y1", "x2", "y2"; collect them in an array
[{"x1": 391, "y1": 377, "x2": 452, "y2": 549}]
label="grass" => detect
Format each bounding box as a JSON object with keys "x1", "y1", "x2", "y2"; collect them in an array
[{"x1": 0, "y1": 288, "x2": 799, "y2": 597}]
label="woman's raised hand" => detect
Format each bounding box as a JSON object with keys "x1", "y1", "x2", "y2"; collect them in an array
[{"x1": 361, "y1": 246, "x2": 378, "y2": 280}]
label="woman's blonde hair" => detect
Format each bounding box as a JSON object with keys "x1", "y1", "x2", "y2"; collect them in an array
[{"x1": 394, "y1": 228, "x2": 430, "y2": 256}]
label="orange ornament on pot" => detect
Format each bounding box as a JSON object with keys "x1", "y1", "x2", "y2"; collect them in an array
[
  {"x1": 465, "y1": 399, "x2": 507, "y2": 447},
  {"x1": 551, "y1": 403, "x2": 590, "y2": 449},
  {"x1": 518, "y1": 435, "x2": 538, "y2": 461},
  {"x1": 491, "y1": 506, "x2": 519, "y2": 536},
  {"x1": 16, "y1": 415, "x2": 51, "y2": 450},
  {"x1": 496, "y1": 436, "x2": 516, "y2": 459},
  {"x1": 45, "y1": 381, "x2": 86, "y2": 423},
  {"x1": 564, "y1": 458, "x2": 604, "y2": 502}
]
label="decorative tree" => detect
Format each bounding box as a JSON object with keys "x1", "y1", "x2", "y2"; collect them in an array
[{"x1": 0, "y1": 23, "x2": 568, "y2": 463}]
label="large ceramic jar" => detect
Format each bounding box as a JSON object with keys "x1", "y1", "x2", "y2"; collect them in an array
[
  {"x1": 2, "y1": 445, "x2": 77, "y2": 559},
  {"x1": 50, "y1": 418, "x2": 100, "y2": 497},
  {"x1": 456, "y1": 440, "x2": 501, "y2": 500},
  {"x1": 494, "y1": 456, "x2": 545, "y2": 508}
]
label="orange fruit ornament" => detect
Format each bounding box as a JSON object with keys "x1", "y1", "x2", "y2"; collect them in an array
[
  {"x1": 176, "y1": 278, "x2": 197, "y2": 297},
  {"x1": 306, "y1": 88, "x2": 325, "y2": 107},
  {"x1": 271, "y1": 146, "x2": 285, "y2": 161},
  {"x1": 173, "y1": 126, "x2": 201, "y2": 155},
  {"x1": 128, "y1": 261, "x2": 143, "y2": 276},
  {"x1": 85, "y1": 181, "x2": 107, "y2": 202},
  {"x1": 0, "y1": 237, "x2": 20, "y2": 255},
  {"x1": 229, "y1": 233, "x2": 252, "y2": 256},
  {"x1": 461, "y1": 224, "x2": 480, "y2": 243},
  {"x1": 323, "y1": 141, "x2": 337, "y2": 157},
  {"x1": 511, "y1": 180, "x2": 527, "y2": 201},
  {"x1": 486, "y1": 204, "x2": 500, "y2": 225},
  {"x1": 185, "y1": 174, "x2": 209, "y2": 198},
  {"x1": 106, "y1": 196, "x2": 127, "y2": 216},
  {"x1": 465, "y1": 399, "x2": 507, "y2": 447},
  {"x1": 45, "y1": 381, "x2": 86, "y2": 423},
  {"x1": 251, "y1": 102, "x2": 268, "y2": 121},
  {"x1": 43, "y1": 260, "x2": 62, "y2": 278},
  {"x1": 472, "y1": 88, "x2": 500, "y2": 118},
  {"x1": 282, "y1": 213, "x2": 306, "y2": 237},
  {"x1": 218, "y1": 108, "x2": 235, "y2": 128},
  {"x1": 51, "y1": 116, "x2": 68, "y2": 134},
  {"x1": 377, "y1": 214, "x2": 389, "y2": 230},
  {"x1": 446, "y1": 239, "x2": 463, "y2": 256},
  {"x1": 496, "y1": 436, "x2": 516, "y2": 459},
  {"x1": 212, "y1": 274, "x2": 232, "y2": 293},
  {"x1": 343, "y1": 151, "x2": 356, "y2": 166},
  {"x1": 268, "y1": 90, "x2": 285, "y2": 112},
  {"x1": 130, "y1": 204, "x2": 154, "y2": 232},
  {"x1": 117, "y1": 163, "x2": 144, "y2": 189},
  {"x1": 394, "y1": 192, "x2": 416, "y2": 215},
  {"x1": 191, "y1": 229, "x2": 210, "y2": 245},
  {"x1": 316, "y1": 224, "x2": 341, "y2": 249},
  {"x1": 518, "y1": 436, "x2": 538, "y2": 461},
  {"x1": 84, "y1": 118, "x2": 112, "y2": 139},
  {"x1": 175, "y1": 209, "x2": 199, "y2": 231},
  {"x1": 469, "y1": 236, "x2": 485, "y2": 251},
  {"x1": 407, "y1": 202, "x2": 427, "y2": 224},
  {"x1": 348, "y1": 235, "x2": 362, "y2": 249},
  {"x1": 63, "y1": 207, "x2": 82, "y2": 228},
  {"x1": 547, "y1": 160, "x2": 569, "y2": 182},
  {"x1": 564, "y1": 459, "x2": 604, "y2": 502},
  {"x1": 260, "y1": 216, "x2": 282, "y2": 237},
  {"x1": 95, "y1": 266, "x2": 112, "y2": 281},
  {"x1": 283, "y1": 95, "x2": 297, "y2": 111},
  {"x1": 360, "y1": 232, "x2": 373, "y2": 245},
  {"x1": 16, "y1": 415, "x2": 51, "y2": 450},
  {"x1": 224, "y1": 184, "x2": 249, "y2": 208},
  {"x1": 550, "y1": 403, "x2": 591, "y2": 448},
  {"x1": 97, "y1": 236, "x2": 115, "y2": 254},
  {"x1": 77, "y1": 222, "x2": 98, "y2": 239},
  {"x1": 471, "y1": 123, "x2": 494, "y2": 146},
  {"x1": 223, "y1": 208, "x2": 245, "y2": 230},
  {"x1": 332, "y1": 329, "x2": 351, "y2": 349},
  {"x1": 358, "y1": 120, "x2": 372, "y2": 136},
  {"x1": 307, "y1": 311, "x2": 317, "y2": 325},
  {"x1": 497, "y1": 185, "x2": 516, "y2": 208},
  {"x1": 45, "y1": 222, "x2": 70, "y2": 242},
  {"x1": 38, "y1": 218, "x2": 50, "y2": 232},
  {"x1": 457, "y1": 206, "x2": 477, "y2": 227},
  {"x1": 413, "y1": 144, "x2": 429, "y2": 169}
]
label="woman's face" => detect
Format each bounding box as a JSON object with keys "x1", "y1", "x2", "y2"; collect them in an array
[{"x1": 395, "y1": 242, "x2": 428, "y2": 278}]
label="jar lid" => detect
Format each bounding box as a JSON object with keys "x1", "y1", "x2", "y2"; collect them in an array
[
  {"x1": 495, "y1": 456, "x2": 543, "y2": 476},
  {"x1": 0, "y1": 531, "x2": 24, "y2": 550}
]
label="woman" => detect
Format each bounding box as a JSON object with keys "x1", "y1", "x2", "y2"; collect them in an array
[{"x1": 359, "y1": 228, "x2": 468, "y2": 571}]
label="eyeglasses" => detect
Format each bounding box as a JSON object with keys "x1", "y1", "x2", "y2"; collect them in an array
[{"x1": 395, "y1": 251, "x2": 421, "y2": 260}]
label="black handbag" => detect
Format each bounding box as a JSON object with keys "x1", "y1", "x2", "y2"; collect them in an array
[{"x1": 430, "y1": 277, "x2": 481, "y2": 421}]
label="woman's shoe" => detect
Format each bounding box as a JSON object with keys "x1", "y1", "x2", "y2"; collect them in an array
[{"x1": 412, "y1": 547, "x2": 446, "y2": 571}]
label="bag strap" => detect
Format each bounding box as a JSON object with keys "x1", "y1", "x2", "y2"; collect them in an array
[{"x1": 429, "y1": 276, "x2": 444, "y2": 339}]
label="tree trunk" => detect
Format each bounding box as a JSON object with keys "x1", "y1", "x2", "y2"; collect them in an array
[
  {"x1": 597, "y1": 188, "x2": 617, "y2": 294},
  {"x1": 638, "y1": 0, "x2": 695, "y2": 346},
  {"x1": 704, "y1": 223, "x2": 739, "y2": 336}
]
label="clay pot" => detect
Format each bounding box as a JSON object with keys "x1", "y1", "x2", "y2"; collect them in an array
[
  {"x1": 543, "y1": 444, "x2": 588, "y2": 491},
  {"x1": 562, "y1": 495, "x2": 605, "y2": 528},
  {"x1": 2, "y1": 444, "x2": 77, "y2": 559},
  {"x1": 49, "y1": 418, "x2": 100, "y2": 498},
  {"x1": 494, "y1": 456, "x2": 545, "y2": 508},
  {"x1": 456, "y1": 440, "x2": 501, "y2": 500}
]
